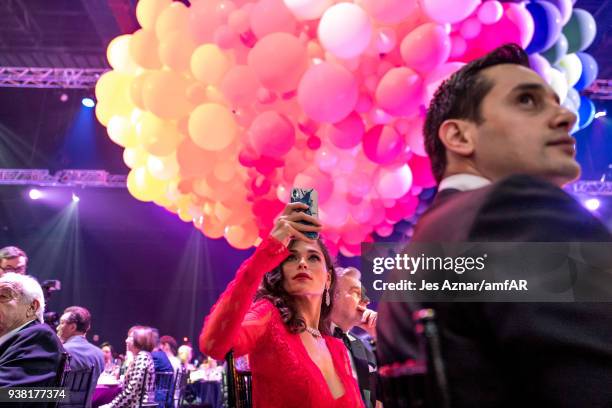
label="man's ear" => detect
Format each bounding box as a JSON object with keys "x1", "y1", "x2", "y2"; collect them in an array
[
  {"x1": 438, "y1": 119, "x2": 476, "y2": 157},
  {"x1": 28, "y1": 299, "x2": 40, "y2": 319}
]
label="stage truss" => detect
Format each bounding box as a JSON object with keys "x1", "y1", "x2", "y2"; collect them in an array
[{"x1": 1, "y1": 169, "x2": 611, "y2": 196}]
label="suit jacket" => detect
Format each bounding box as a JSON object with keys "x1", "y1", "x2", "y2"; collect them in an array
[
  {"x1": 378, "y1": 175, "x2": 612, "y2": 408},
  {"x1": 0, "y1": 320, "x2": 65, "y2": 407},
  {"x1": 63, "y1": 335, "x2": 105, "y2": 408},
  {"x1": 348, "y1": 334, "x2": 379, "y2": 408}
]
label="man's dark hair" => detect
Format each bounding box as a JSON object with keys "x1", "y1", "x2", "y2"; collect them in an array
[
  {"x1": 424, "y1": 44, "x2": 530, "y2": 183},
  {"x1": 63, "y1": 306, "x2": 92, "y2": 333},
  {"x1": 160, "y1": 335, "x2": 178, "y2": 355}
]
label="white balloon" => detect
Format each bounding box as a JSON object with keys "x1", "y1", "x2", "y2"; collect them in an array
[
  {"x1": 548, "y1": 68, "x2": 569, "y2": 104},
  {"x1": 283, "y1": 0, "x2": 332, "y2": 20},
  {"x1": 557, "y1": 53, "x2": 583, "y2": 88},
  {"x1": 318, "y1": 3, "x2": 372, "y2": 59}
]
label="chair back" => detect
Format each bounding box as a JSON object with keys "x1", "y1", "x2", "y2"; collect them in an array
[
  {"x1": 173, "y1": 368, "x2": 189, "y2": 406},
  {"x1": 225, "y1": 350, "x2": 252, "y2": 408},
  {"x1": 153, "y1": 371, "x2": 175, "y2": 407},
  {"x1": 379, "y1": 308, "x2": 450, "y2": 408},
  {"x1": 49, "y1": 352, "x2": 70, "y2": 408},
  {"x1": 57, "y1": 365, "x2": 95, "y2": 408}
]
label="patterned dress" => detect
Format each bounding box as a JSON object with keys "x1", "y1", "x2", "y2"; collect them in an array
[{"x1": 102, "y1": 351, "x2": 155, "y2": 408}]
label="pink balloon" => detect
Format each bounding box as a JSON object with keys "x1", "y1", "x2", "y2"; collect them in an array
[
  {"x1": 404, "y1": 116, "x2": 428, "y2": 156},
  {"x1": 350, "y1": 200, "x2": 373, "y2": 223},
  {"x1": 294, "y1": 169, "x2": 334, "y2": 204},
  {"x1": 419, "y1": 0, "x2": 481, "y2": 24},
  {"x1": 408, "y1": 154, "x2": 436, "y2": 187},
  {"x1": 220, "y1": 65, "x2": 260, "y2": 107},
  {"x1": 248, "y1": 33, "x2": 308, "y2": 93},
  {"x1": 320, "y1": 192, "x2": 349, "y2": 228},
  {"x1": 323, "y1": 112, "x2": 365, "y2": 149},
  {"x1": 424, "y1": 62, "x2": 465, "y2": 105},
  {"x1": 362, "y1": 125, "x2": 405, "y2": 165},
  {"x1": 375, "y1": 67, "x2": 424, "y2": 117},
  {"x1": 460, "y1": 18, "x2": 482, "y2": 39},
  {"x1": 189, "y1": 1, "x2": 223, "y2": 43},
  {"x1": 477, "y1": 1, "x2": 503, "y2": 25},
  {"x1": 249, "y1": 111, "x2": 295, "y2": 157},
  {"x1": 297, "y1": 62, "x2": 358, "y2": 123},
  {"x1": 314, "y1": 146, "x2": 339, "y2": 173},
  {"x1": 376, "y1": 164, "x2": 413, "y2": 199},
  {"x1": 449, "y1": 34, "x2": 467, "y2": 58},
  {"x1": 400, "y1": 23, "x2": 451, "y2": 74},
  {"x1": 360, "y1": 0, "x2": 419, "y2": 24},
  {"x1": 250, "y1": 0, "x2": 297, "y2": 39}
]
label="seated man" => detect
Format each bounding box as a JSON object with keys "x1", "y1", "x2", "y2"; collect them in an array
[
  {"x1": 0, "y1": 246, "x2": 28, "y2": 276},
  {"x1": 330, "y1": 267, "x2": 380, "y2": 408},
  {"x1": 0, "y1": 272, "x2": 64, "y2": 387},
  {"x1": 57, "y1": 306, "x2": 105, "y2": 407}
]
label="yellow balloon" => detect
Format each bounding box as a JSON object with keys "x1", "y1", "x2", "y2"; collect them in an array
[
  {"x1": 95, "y1": 100, "x2": 114, "y2": 127},
  {"x1": 136, "y1": 0, "x2": 171, "y2": 30},
  {"x1": 155, "y1": 2, "x2": 189, "y2": 38},
  {"x1": 107, "y1": 116, "x2": 138, "y2": 147},
  {"x1": 136, "y1": 112, "x2": 184, "y2": 156},
  {"x1": 147, "y1": 153, "x2": 179, "y2": 180},
  {"x1": 107, "y1": 34, "x2": 139, "y2": 73},
  {"x1": 188, "y1": 103, "x2": 237, "y2": 151},
  {"x1": 94, "y1": 71, "x2": 134, "y2": 123},
  {"x1": 191, "y1": 44, "x2": 232, "y2": 86},
  {"x1": 126, "y1": 167, "x2": 167, "y2": 202},
  {"x1": 159, "y1": 29, "x2": 197, "y2": 72},
  {"x1": 129, "y1": 71, "x2": 152, "y2": 109},
  {"x1": 142, "y1": 71, "x2": 192, "y2": 119},
  {"x1": 123, "y1": 147, "x2": 148, "y2": 169},
  {"x1": 129, "y1": 29, "x2": 161, "y2": 69}
]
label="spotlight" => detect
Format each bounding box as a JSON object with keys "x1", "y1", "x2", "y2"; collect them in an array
[
  {"x1": 60, "y1": 93, "x2": 69, "y2": 102},
  {"x1": 594, "y1": 110, "x2": 607, "y2": 119},
  {"x1": 81, "y1": 97, "x2": 95, "y2": 108},
  {"x1": 584, "y1": 198, "x2": 600, "y2": 211},
  {"x1": 29, "y1": 189, "x2": 42, "y2": 200},
  {"x1": 71, "y1": 193, "x2": 80, "y2": 203}
]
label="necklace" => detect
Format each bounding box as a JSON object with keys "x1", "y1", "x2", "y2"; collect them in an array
[{"x1": 305, "y1": 326, "x2": 322, "y2": 338}]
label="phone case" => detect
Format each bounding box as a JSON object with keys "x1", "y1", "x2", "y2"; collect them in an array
[{"x1": 290, "y1": 188, "x2": 319, "y2": 240}]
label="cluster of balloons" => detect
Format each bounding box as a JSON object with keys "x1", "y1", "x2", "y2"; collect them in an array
[{"x1": 96, "y1": 0, "x2": 599, "y2": 256}]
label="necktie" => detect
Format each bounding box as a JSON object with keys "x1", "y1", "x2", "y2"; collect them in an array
[{"x1": 333, "y1": 327, "x2": 352, "y2": 353}]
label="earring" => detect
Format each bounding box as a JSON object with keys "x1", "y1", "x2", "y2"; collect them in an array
[{"x1": 325, "y1": 288, "x2": 330, "y2": 307}]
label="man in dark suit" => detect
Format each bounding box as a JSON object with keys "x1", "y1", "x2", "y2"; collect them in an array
[
  {"x1": 377, "y1": 44, "x2": 612, "y2": 407},
  {"x1": 0, "y1": 272, "x2": 64, "y2": 388},
  {"x1": 331, "y1": 267, "x2": 380, "y2": 408},
  {"x1": 57, "y1": 305, "x2": 105, "y2": 407}
]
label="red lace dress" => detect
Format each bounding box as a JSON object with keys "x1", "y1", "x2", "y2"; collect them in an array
[{"x1": 200, "y1": 236, "x2": 364, "y2": 408}]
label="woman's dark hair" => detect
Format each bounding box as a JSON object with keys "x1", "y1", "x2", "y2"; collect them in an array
[
  {"x1": 255, "y1": 239, "x2": 336, "y2": 336},
  {"x1": 424, "y1": 43, "x2": 530, "y2": 183}
]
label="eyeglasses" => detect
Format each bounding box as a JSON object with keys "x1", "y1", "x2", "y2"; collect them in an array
[{"x1": 0, "y1": 265, "x2": 26, "y2": 274}]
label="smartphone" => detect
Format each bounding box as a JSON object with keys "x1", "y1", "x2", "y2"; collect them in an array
[{"x1": 290, "y1": 187, "x2": 319, "y2": 240}]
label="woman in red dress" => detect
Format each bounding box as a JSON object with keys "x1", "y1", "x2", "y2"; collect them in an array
[{"x1": 200, "y1": 202, "x2": 364, "y2": 407}]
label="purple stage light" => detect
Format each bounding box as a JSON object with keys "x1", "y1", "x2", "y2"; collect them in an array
[
  {"x1": 29, "y1": 189, "x2": 43, "y2": 200},
  {"x1": 584, "y1": 198, "x2": 600, "y2": 211},
  {"x1": 72, "y1": 193, "x2": 80, "y2": 203}
]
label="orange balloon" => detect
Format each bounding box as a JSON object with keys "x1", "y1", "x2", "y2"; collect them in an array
[
  {"x1": 225, "y1": 221, "x2": 259, "y2": 249},
  {"x1": 129, "y1": 29, "x2": 161, "y2": 69},
  {"x1": 159, "y1": 29, "x2": 197, "y2": 72},
  {"x1": 136, "y1": 0, "x2": 171, "y2": 30},
  {"x1": 142, "y1": 71, "x2": 192, "y2": 120},
  {"x1": 155, "y1": 2, "x2": 189, "y2": 38},
  {"x1": 191, "y1": 44, "x2": 232, "y2": 86},
  {"x1": 137, "y1": 112, "x2": 184, "y2": 156},
  {"x1": 188, "y1": 103, "x2": 237, "y2": 151}
]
